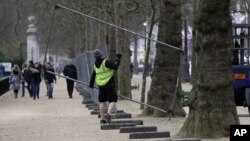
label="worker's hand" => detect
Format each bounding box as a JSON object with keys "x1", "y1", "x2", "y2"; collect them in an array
[{"x1": 116, "y1": 53, "x2": 122, "y2": 59}]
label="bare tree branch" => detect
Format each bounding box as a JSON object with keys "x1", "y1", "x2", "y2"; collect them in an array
[{"x1": 14, "y1": 0, "x2": 20, "y2": 41}]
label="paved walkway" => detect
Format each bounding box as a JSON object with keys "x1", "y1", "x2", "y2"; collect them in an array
[
  {"x1": 0, "y1": 78, "x2": 135, "y2": 141},
  {"x1": 0, "y1": 75, "x2": 249, "y2": 141}
]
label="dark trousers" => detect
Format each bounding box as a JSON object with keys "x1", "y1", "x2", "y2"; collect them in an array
[
  {"x1": 22, "y1": 81, "x2": 32, "y2": 97},
  {"x1": 27, "y1": 82, "x2": 32, "y2": 97},
  {"x1": 21, "y1": 82, "x2": 25, "y2": 97},
  {"x1": 31, "y1": 81, "x2": 39, "y2": 100},
  {"x1": 47, "y1": 83, "x2": 54, "y2": 99},
  {"x1": 66, "y1": 80, "x2": 74, "y2": 98},
  {"x1": 14, "y1": 89, "x2": 18, "y2": 98}
]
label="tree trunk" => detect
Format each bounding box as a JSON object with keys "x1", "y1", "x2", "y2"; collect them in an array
[
  {"x1": 144, "y1": 0, "x2": 185, "y2": 117},
  {"x1": 133, "y1": 35, "x2": 139, "y2": 74},
  {"x1": 107, "y1": 0, "x2": 118, "y2": 91},
  {"x1": 191, "y1": 0, "x2": 198, "y2": 84},
  {"x1": 97, "y1": 14, "x2": 101, "y2": 48},
  {"x1": 114, "y1": 0, "x2": 132, "y2": 98},
  {"x1": 85, "y1": 20, "x2": 91, "y2": 50},
  {"x1": 178, "y1": 0, "x2": 240, "y2": 138}
]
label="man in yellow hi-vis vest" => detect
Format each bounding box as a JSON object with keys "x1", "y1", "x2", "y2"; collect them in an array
[{"x1": 89, "y1": 49, "x2": 122, "y2": 124}]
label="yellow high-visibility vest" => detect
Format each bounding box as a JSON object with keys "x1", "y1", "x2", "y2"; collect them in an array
[{"x1": 94, "y1": 59, "x2": 114, "y2": 86}]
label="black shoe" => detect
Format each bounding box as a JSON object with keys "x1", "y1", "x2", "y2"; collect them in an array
[
  {"x1": 104, "y1": 113, "x2": 111, "y2": 124},
  {"x1": 100, "y1": 119, "x2": 107, "y2": 124}
]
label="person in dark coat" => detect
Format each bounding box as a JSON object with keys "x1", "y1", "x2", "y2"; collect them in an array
[
  {"x1": 23, "y1": 63, "x2": 32, "y2": 97},
  {"x1": 89, "y1": 49, "x2": 122, "y2": 124},
  {"x1": 63, "y1": 60, "x2": 77, "y2": 99},
  {"x1": 44, "y1": 63, "x2": 56, "y2": 99},
  {"x1": 21, "y1": 64, "x2": 28, "y2": 97},
  {"x1": 29, "y1": 60, "x2": 41, "y2": 100},
  {"x1": 130, "y1": 63, "x2": 134, "y2": 79},
  {"x1": 233, "y1": 40, "x2": 240, "y2": 65}
]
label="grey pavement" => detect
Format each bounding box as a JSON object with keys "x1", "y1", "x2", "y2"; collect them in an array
[
  {"x1": 0, "y1": 75, "x2": 249, "y2": 141},
  {"x1": 0, "y1": 79, "x2": 131, "y2": 141}
]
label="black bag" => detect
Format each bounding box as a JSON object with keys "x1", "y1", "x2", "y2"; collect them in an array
[{"x1": 23, "y1": 69, "x2": 32, "y2": 82}]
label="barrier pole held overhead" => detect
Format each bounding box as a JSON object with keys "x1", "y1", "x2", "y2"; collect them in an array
[
  {"x1": 43, "y1": 6, "x2": 57, "y2": 65},
  {"x1": 54, "y1": 4, "x2": 183, "y2": 53},
  {"x1": 46, "y1": 71, "x2": 170, "y2": 114}
]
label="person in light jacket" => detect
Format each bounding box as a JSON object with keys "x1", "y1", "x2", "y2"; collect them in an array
[{"x1": 9, "y1": 64, "x2": 21, "y2": 98}]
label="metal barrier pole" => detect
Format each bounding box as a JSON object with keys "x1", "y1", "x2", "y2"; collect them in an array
[
  {"x1": 46, "y1": 71, "x2": 169, "y2": 114},
  {"x1": 54, "y1": 4, "x2": 183, "y2": 53},
  {"x1": 43, "y1": 6, "x2": 57, "y2": 65}
]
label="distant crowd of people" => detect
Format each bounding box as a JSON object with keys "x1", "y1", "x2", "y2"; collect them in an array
[{"x1": 8, "y1": 60, "x2": 77, "y2": 100}]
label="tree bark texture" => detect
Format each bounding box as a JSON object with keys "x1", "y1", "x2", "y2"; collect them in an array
[
  {"x1": 191, "y1": 0, "x2": 198, "y2": 84},
  {"x1": 133, "y1": 35, "x2": 139, "y2": 74},
  {"x1": 107, "y1": 0, "x2": 118, "y2": 91},
  {"x1": 144, "y1": 0, "x2": 185, "y2": 117},
  {"x1": 114, "y1": 0, "x2": 132, "y2": 99},
  {"x1": 178, "y1": 0, "x2": 240, "y2": 138}
]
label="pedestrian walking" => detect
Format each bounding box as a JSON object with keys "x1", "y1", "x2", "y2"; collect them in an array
[
  {"x1": 28, "y1": 60, "x2": 41, "y2": 100},
  {"x1": 9, "y1": 64, "x2": 21, "y2": 98},
  {"x1": 21, "y1": 64, "x2": 29, "y2": 97},
  {"x1": 23, "y1": 61, "x2": 35, "y2": 97},
  {"x1": 36, "y1": 62, "x2": 42, "y2": 97},
  {"x1": 44, "y1": 63, "x2": 56, "y2": 99},
  {"x1": 89, "y1": 49, "x2": 122, "y2": 124},
  {"x1": 130, "y1": 63, "x2": 134, "y2": 79},
  {"x1": 63, "y1": 60, "x2": 77, "y2": 99}
]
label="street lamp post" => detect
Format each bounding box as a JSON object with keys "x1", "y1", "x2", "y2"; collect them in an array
[
  {"x1": 183, "y1": 18, "x2": 190, "y2": 82},
  {"x1": 132, "y1": 25, "x2": 149, "y2": 75},
  {"x1": 143, "y1": 22, "x2": 147, "y2": 51},
  {"x1": 141, "y1": 21, "x2": 148, "y2": 109},
  {"x1": 143, "y1": 22, "x2": 147, "y2": 75}
]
